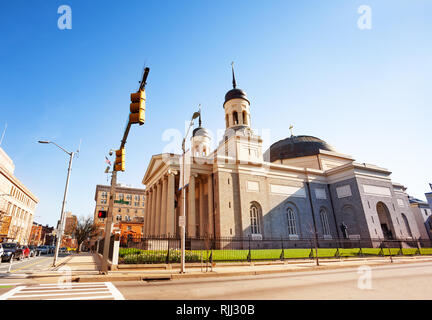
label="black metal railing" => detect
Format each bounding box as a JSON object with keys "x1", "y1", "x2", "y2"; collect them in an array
[
  {"x1": 96, "y1": 235, "x2": 115, "y2": 260},
  {"x1": 117, "y1": 235, "x2": 432, "y2": 264}
]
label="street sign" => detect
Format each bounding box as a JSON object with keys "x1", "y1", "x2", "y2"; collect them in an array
[
  {"x1": 114, "y1": 200, "x2": 130, "y2": 205},
  {"x1": 178, "y1": 216, "x2": 185, "y2": 227}
]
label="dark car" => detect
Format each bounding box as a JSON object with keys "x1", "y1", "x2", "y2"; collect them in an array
[
  {"x1": 37, "y1": 245, "x2": 49, "y2": 254},
  {"x1": 1, "y1": 243, "x2": 24, "y2": 262}
]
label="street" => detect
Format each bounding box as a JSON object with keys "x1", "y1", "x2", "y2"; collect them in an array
[
  {"x1": 110, "y1": 261, "x2": 432, "y2": 300},
  {"x1": 0, "y1": 256, "x2": 431, "y2": 300}
]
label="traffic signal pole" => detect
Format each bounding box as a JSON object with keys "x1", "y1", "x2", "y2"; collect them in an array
[{"x1": 99, "y1": 67, "x2": 149, "y2": 275}]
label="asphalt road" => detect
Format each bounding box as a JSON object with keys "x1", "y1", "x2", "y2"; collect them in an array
[{"x1": 112, "y1": 261, "x2": 432, "y2": 300}]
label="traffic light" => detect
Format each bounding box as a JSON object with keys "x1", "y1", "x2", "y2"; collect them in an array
[
  {"x1": 114, "y1": 148, "x2": 125, "y2": 172},
  {"x1": 98, "y1": 210, "x2": 107, "y2": 219},
  {"x1": 129, "y1": 90, "x2": 145, "y2": 125}
]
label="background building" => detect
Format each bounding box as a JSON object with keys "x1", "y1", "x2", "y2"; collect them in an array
[
  {"x1": 29, "y1": 222, "x2": 42, "y2": 245},
  {"x1": 93, "y1": 184, "x2": 145, "y2": 239},
  {"x1": 0, "y1": 147, "x2": 39, "y2": 244}
]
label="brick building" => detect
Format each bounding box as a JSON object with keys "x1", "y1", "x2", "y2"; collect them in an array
[{"x1": 93, "y1": 184, "x2": 146, "y2": 238}]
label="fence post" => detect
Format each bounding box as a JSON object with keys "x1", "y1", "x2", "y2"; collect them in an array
[
  {"x1": 166, "y1": 241, "x2": 170, "y2": 264},
  {"x1": 416, "y1": 238, "x2": 421, "y2": 255},
  {"x1": 280, "y1": 237, "x2": 285, "y2": 261},
  {"x1": 358, "y1": 239, "x2": 363, "y2": 257},
  {"x1": 309, "y1": 239, "x2": 314, "y2": 259},
  {"x1": 398, "y1": 240, "x2": 403, "y2": 256},
  {"x1": 247, "y1": 235, "x2": 251, "y2": 262}
]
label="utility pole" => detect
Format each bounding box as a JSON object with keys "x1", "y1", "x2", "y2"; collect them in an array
[
  {"x1": 100, "y1": 67, "x2": 149, "y2": 275},
  {"x1": 38, "y1": 140, "x2": 77, "y2": 267}
]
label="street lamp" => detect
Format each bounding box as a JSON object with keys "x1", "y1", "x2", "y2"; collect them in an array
[
  {"x1": 180, "y1": 108, "x2": 201, "y2": 274},
  {"x1": 38, "y1": 140, "x2": 76, "y2": 267}
]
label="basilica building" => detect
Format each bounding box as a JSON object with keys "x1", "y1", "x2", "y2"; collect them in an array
[{"x1": 141, "y1": 71, "x2": 421, "y2": 245}]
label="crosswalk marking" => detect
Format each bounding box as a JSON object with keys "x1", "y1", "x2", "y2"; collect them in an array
[{"x1": 0, "y1": 282, "x2": 125, "y2": 300}]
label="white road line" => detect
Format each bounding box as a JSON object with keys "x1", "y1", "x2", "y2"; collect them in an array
[
  {"x1": 105, "y1": 282, "x2": 125, "y2": 300},
  {"x1": 19, "y1": 288, "x2": 110, "y2": 293},
  {"x1": 34, "y1": 282, "x2": 108, "y2": 286},
  {"x1": 0, "y1": 283, "x2": 23, "y2": 286},
  {"x1": 0, "y1": 286, "x2": 26, "y2": 300},
  {"x1": 48, "y1": 295, "x2": 114, "y2": 300},
  {"x1": 0, "y1": 282, "x2": 124, "y2": 300},
  {"x1": 11, "y1": 290, "x2": 112, "y2": 298}
]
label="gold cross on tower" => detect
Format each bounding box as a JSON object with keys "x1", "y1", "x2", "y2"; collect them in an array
[{"x1": 289, "y1": 125, "x2": 294, "y2": 137}]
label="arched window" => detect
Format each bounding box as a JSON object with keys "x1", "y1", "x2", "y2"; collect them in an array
[
  {"x1": 250, "y1": 203, "x2": 261, "y2": 234},
  {"x1": 401, "y1": 213, "x2": 413, "y2": 237},
  {"x1": 320, "y1": 208, "x2": 331, "y2": 236},
  {"x1": 233, "y1": 111, "x2": 239, "y2": 125},
  {"x1": 242, "y1": 111, "x2": 248, "y2": 125},
  {"x1": 286, "y1": 208, "x2": 298, "y2": 235}
]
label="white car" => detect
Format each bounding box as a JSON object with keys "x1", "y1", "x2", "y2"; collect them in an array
[{"x1": 0, "y1": 244, "x2": 4, "y2": 260}]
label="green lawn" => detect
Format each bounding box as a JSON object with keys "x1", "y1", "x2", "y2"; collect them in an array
[{"x1": 118, "y1": 247, "x2": 432, "y2": 264}]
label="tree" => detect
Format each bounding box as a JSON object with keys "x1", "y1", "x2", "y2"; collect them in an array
[{"x1": 74, "y1": 216, "x2": 97, "y2": 253}]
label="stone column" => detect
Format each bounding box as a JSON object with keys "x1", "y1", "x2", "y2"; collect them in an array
[
  {"x1": 207, "y1": 175, "x2": 214, "y2": 237},
  {"x1": 199, "y1": 178, "x2": 205, "y2": 237},
  {"x1": 144, "y1": 191, "x2": 149, "y2": 235},
  {"x1": 145, "y1": 190, "x2": 152, "y2": 236},
  {"x1": 160, "y1": 176, "x2": 168, "y2": 236},
  {"x1": 166, "y1": 172, "x2": 175, "y2": 237},
  {"x1": 151, "y1": 185, "x2": 157, "y2": 236},
  {"x1": 155, "y1": 180, "x2": 162, "y2": 236},
  {"x1": 187, "y1": 175, "x2": 196, "y2": 237}
]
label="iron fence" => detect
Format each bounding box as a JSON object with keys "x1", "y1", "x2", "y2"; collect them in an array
[{"x1": 117, "y1": 235, "x2": 432, "y2": 264}]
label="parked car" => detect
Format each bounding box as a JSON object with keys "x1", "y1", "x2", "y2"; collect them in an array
[
  {"x1": 28, "y1": 245, "x2": 39, "y2": 257},
  {"x1": 37, "y1": 245, "x2": 49, "y2": 254},
  {"x1": 48, "y1": 246, "x2": 55, "y2": 254},
  {"x1": 60, "y1": 247, "x2": 67, "y2": 253},
  {"x1": 1, "y1": 243, "x2": 24, "y2": 261}
]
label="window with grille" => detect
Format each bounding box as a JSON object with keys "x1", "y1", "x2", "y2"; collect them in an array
[
  {"x1": 250, "y1": 203, "x2": 260, "y2": 234},
  {"x1": 286, "y1": 208, "x2": 297, "y2": 235},
  {"x1": 320, "y1": 208, "x2": 331, "y2": 236}
]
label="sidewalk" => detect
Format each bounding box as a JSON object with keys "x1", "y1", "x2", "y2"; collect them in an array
[{"x1": 26, "y1": 253, "x2": 432, "y2": 283}]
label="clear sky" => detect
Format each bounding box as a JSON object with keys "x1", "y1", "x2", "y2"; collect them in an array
[{"x1": 0, "y1": 0, "x2": 431, "y2": 227}]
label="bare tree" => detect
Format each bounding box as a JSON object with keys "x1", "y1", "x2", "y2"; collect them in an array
[{"x1": 74, "y1": 216, "x2": 98, "y2": 253}]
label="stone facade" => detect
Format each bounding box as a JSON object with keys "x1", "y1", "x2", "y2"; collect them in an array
[
  {"x1": 141, "y1": 78, "x2": 422, "y2": 246},
  {"x1": 0, "y1": 147, "x2": 38, "y2": 244}
]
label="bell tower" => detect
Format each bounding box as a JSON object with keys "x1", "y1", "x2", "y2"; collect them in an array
[
  {"x1": 224, "y1": 62, "x2": 251, "y2": 130},
  {"x1": 191, "y1": 111, "x2": 211, "y2": 158}
]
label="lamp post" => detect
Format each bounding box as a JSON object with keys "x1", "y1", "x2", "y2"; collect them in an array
[
  {"x1": 180, "y1": 109, "x2": 201, "y2": 274},
  {"x1": 38, "y1": 140, "x2": 76, "y2": 267}
]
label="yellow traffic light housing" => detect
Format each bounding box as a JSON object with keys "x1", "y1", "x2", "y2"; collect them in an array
[
  {"x1": 129, "y1": 90, "x2": 146, "y2": 125},
  {"x1": 114, "y1": 148, "x2": 125, "y2": 172}
]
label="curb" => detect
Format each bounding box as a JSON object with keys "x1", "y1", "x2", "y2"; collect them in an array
[{"x1": 24, "y1": 256, "x2": 432, "y2": 283}]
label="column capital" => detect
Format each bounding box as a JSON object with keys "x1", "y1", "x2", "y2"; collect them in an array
[{"x1": 167, "y1": 169, "x2": 178, "y2": 176}]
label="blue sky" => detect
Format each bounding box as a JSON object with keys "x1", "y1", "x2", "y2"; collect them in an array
[{"x1": 0, "y1": 0, "x2": 431, "y2": 227}]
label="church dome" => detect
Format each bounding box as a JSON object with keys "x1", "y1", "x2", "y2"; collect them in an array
[
  {"x1": 224, "y1": 88, "x2": 250, "y2": 107},
  {"x1": 192, "y1": 126, "x2": 211, "y2": 138},
  {"x1": 268, "y1": 135, "x2": 337, "y2": 162}
]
